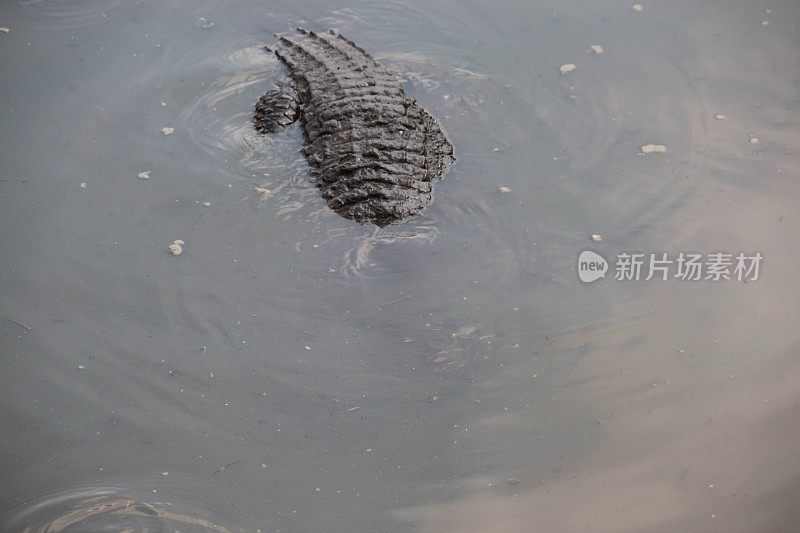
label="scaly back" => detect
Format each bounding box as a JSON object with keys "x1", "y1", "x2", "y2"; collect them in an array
[{"x1": 256, "y1": 29, "x2": 455, "y2": 226}]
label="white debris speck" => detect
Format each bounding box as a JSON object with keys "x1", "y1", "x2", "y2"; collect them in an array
[
  {"x1": 161, "y1": 127, "x2": 174, "y2": 135},
  {"x1": 443, "y1": 94, "x2": 450, "y2": 101},
  {"x1": 195, "y1": 17, "x2": 215, "y2": 29},
  {"x1": 498, "y1": 186, "x2": 512, "y2": 193},
  {"x1": 641, "y1": 144, "x2": 667, "y2": 154},
  {"x1": 0, "y1": 27, "x2": 9, "y2": 34},
  {"x1": 202, "y1": 201, "x2": 211, "y2": 207},
  {"x1": 761, "y1": 20, "x2": 770, "y2": 26},
  {"x1": 590, "y1": 45, "x2": 604, "y2": 54},
  {"x1": 632, "y1": 4, "x2": 643, "y2": 11},
  {"x1": 77, "y1": 364, "x2": 85, "y2": 370},
  {"x1": 137, "y1": 171, "x2": 151, "y2": 180},
  {"x1": 451, "y1": 325, "x2": 477, "y2": 338},
  {"x1": 304, "y1": 345, "x2": 311, "y2": 351},
  {"x1": 168, "y1": 240, "x2": 184, "y2": 256},
  {"x1": 254, "y1": 187, "x2": 272, "y2": 199},
  {"x1": 714, "y1": 114, "x2": 727, "y2": 120},
  {"x1": 559, "y1": 63, "x2": 576, "y2": 75},
  {"x1": 80, "y1": 182, "x2": 87, "y2": 188},
  {"x1": 749, "y1": 137, "x2": 759, "y2": 144},
  {"x1": 591, "y1": 233, "x2": 603, "y2": 242},
  {"x1": 162, "y1": 472, "x2": 169, "y2": 476}
]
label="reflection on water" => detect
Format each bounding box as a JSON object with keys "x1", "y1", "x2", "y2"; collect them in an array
[
  {"x1": 1, "y1": 0, "x2": 798, "y2": 531},
  {"x1": 4, "y1": 487, "x2": 235, "y2": 532}
]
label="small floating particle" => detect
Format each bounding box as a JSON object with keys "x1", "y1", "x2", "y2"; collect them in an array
[
  {"x1": 749, "y1": 137, "x2": 759, "y2": 144},
  {"x1": 202, "y1": 201, "x2": 211, "y2": 207},
  {"x1": 559, "y1": 63, "x2": 576, "y2": 75},
  {"x1": 714, "y1": 114, "x2": 727, "y2": 120},
  {"x1": 761, "y1": 20, "x2": 770, "y2": 26},
  {"x1": 195, "y1": 17, "x2": 215, "y2": 29},
  {"x1": 168, "y1": 240, "x2": 184, "y2": 256},
  {"x1": 254, "y1": 186, "x2": 272, "y2": 199},
  {"x1": 160, "y1": 101, "x2": 167, "y2": 107},
  {"x1": 591, "y1": 233, "x2": 603, "y2": 242},
  {"x1": 304, "y1": 345, "x2": 311, "y2": 351},
  {"x1": 641, "y1": 144, "x2": 667, "y2": 154},
  {"x1": 498, "y1": 186, "x2": 512, "y2": 193},
  {"x1": 452, "y1": 325, "x2": 477, "y2": 338},
  {"x1": 632, "y1": 4, "x2": 643, "y2": 11},
  {"x1": 161, "y1": 127, "x2": 174, "y2": 135},
  {"x1": 0, "y1": 27, "x2": 9, "y2": 34},
  {"x1": 80, "y1": 182, "x2": 87, "y2": 188},
  {"x1": 590, "y1": 44, "x2": 604, "y2": 54},
  {"x1": 77, "y1": 364, "x2": 85, "y2": 370},
  {"x1": 137, "y1": 171, "x2": 151, "y2": 180}
]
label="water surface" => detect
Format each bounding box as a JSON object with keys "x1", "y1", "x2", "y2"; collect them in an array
[{"x1": 1, "y1": 0, "x2": 799, "y2": 531}]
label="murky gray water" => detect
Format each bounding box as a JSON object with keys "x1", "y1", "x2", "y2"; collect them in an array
[{"x1": 1, "y1": 1, "x2": 798, "y2": 531}]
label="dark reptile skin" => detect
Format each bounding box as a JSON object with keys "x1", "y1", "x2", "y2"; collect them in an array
[{"x1": 254, "y1": 28, "x2": 455, "y2": 226}]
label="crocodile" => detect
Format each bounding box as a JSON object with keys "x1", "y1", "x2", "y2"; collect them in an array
[{"x1": 254, "y1": 28, "x2": 455, "y2": 226}]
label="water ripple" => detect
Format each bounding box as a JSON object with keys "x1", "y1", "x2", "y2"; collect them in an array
[{"x1": 1, "y1": 487, "x2": 237, "y2": 532}]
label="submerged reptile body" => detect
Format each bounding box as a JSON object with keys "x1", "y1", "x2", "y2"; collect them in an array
[{"x1": 254, "y1": 29, "x2": 455, "y2": 226}]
